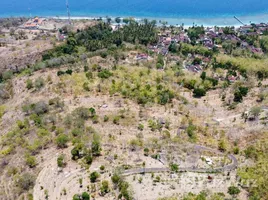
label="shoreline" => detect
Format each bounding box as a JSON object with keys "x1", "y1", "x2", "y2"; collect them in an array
[
  {"x1": 49, "y1": 13, "x2": 268, "y2": 27},
  {"x1": 1, "y1": 13, "x2": 268, "y2": 27}
]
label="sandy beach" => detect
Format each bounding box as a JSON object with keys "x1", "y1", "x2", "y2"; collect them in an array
[{"x1": 52, "y1": 13, "x2": 268, "y2": 27}]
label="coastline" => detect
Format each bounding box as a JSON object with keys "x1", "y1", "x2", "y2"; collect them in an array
[
  {"x1": 52, "y1": 13, "x2": 268, "y2": 27},
  {"x1": 1, "y1": 13, "x2": 268, "y2": 27}
]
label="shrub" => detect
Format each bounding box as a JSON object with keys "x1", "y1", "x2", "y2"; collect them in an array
[
  {"x1": 33, "y1": 101, "x2": 49, "y2": 115},
  {"x1": 100, "y1": 180, "x2": 109, "y2": 195},
  {"x1": 83, "y1": 82, "x2": 90, "y2": 91},
  {"x1": 17, "y1": 172, "x2": 35, "y2": 191},
  {"x1": 144, "y1": 148, "x2": 149, "y2": 156},
  {"x1": 92, "y1": 133, "x2": 101, "y2": 156},
  {"x1": 26, "y1": 79, "x2": 33, "y2": 89},
  {"x1": 233, "y1": 147, "x2": 240, "y2": 155},
  {"x1": 86, "y1": 72, "x2": 93, "y2": 79},
  {"x1": 170, "y1": 163, "x2": 179, "y2": 172},
  {"x1": 74, "y1": 107, "x2": 90, "y2": 120},
  {"x1": 25, "y1": 155, "x2": 37, "y2": 168},
  {"x1": 56, "y1": 134, "x2": 69, "y2": 148},
  {"x1": 234, "y1": 90, "x2": 243, "y2": 102},
  {"x1": 193, "y1": 87, "x2": 206, "y2": 97},
  {"x1": 84, "y1": 65, "x2": 89, "y2": 72},
  {"x1": 84, "y1": 154, "x2": 93, "y2": 165},
  {"x1": 71, "y1": 146, "x2": 81, "y2": 160},
  {"x1": 73, "y1": 194, "x2": 80, "y2": 200},
  {"x1": 113, "y1": 116, "x2": 120, "y2": 125},
  {"x1": 98, "y1": 69, "x2": 113, "y2": 79},
  {"x1": 2, "y1": 71, "x2": 13, "y2": 80},
  {"x1": 228, "y1": 186, "x2": 240, "y2": 197},
  {"x1": 65, "y1": 69, "x2": 73, "y2": 75},
  {"x1": 90, "y1": 171, "x2": 100, "y2": 183},
  {"x1": 186, "y1": 124, "x2": 196, "y2": 140},
  {"x1": 57, "y1": 71, "x2": 65, "y2": 76},
  {"x1": 34, "y1": 77, "x2": 45, "y2": 90},
  {"x1": 111, "y1": 173, "x2": 121, "y2": 185},
  {"x1": 138, "y1": 124, "x2": 144, "y2": 131},
  {"x1": 0, "y1": 105, "x2": 6, "y2": 119},
  {"x1": 57, "y1": 154, "x2": 66, "y2": 168},
  {"x1": 71, "y1": 128, "x2": 83, "y2": 137},
  {"x1": 218, "y1": 139, "x2": 227, "y2": 152},
  {"x1": 103, "y1": 115, "x2": 109, "y2": 122},
  {"x1": 82, "y1": 192, "x2": 90, "y2": 200}
]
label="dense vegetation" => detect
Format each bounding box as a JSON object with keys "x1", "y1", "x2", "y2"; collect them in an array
[{"x1": 43, "y1": 20, "x2": 158, "y2": 60}]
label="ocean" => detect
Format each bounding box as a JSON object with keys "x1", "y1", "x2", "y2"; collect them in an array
[{"x1": 1, "y1": 0, "x2": 268, "y2": 25}]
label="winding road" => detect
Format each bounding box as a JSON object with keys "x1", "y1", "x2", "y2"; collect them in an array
[{"x1": 122, "y1": 145, "x2": 238, "y2": 176}]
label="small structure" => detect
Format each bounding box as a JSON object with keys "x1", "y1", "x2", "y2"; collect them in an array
[
  {"x1": 136, "y1": 53, "x2": 148, "y2": 60},
  {"x1": 205, "y1": 157, "x2": 213, "y2": 165}
]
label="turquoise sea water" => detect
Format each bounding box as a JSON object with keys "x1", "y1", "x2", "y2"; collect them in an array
[{"x1": 1, "y1": 0, "x2": 268, "y2": 25}]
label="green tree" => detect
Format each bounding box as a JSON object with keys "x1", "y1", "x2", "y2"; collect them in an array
[{"x1": 115, "y1": 17, "x2": 121, "y2": 24}]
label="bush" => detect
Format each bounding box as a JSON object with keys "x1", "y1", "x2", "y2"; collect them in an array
[
  {"x1": 56, "y1": 134, "x2": 69, "y2": 148},
  {"x1": 74, "y1": 107, "x2": 90, "y2": 120},
  {"x1": 233, "y1": 147, "x2": 240, "y2": 155},
  {"x1": 97, "y1": 69, "x2": 113, "y2": 79},
  {"x1": 57, "y1": 154, "x2": 66, "y2": 168},
  {"x1": 82, "y1": 192, "x2": 90, "y2": 200},
  {"x1": 100, "y1": 180, "x2": 109, "y2": 195},
  {"x1": 73, "y1": 194, "x2": 80, "y2": 200},
  {"x1": 193, "y1": 87, "x2": 206, "y2": 97},
  {"x1": 84, "y1": 66, "x2": 89, "y2": 72},
  {"x1": 90, "y1": 171, "x2": 100, "y2": 183},
  {"x1": 71, "y1": 128, "x2": 83, "y2": 137},
  {"x1": 26, "y1": 79, "x2": 33, "y2": 89},
  {"x1": 111, "y1": 173, "x2": 121, "y2": 185},
  {"x1": 144, "y1": 148, "x2": 149, "y2": 156},
  {"x1": 86, "y1": 72, "x2": 93, "y2": 79},
  {"x1": 84, "y1": 154, "x2": 93, "y2": 165},
  {"x1": 228, "y1": 186, "x2": 240, "y2": 197},
  {"x1": 65, "y1": 69, "x2": 73, "y2": 75},
  {"x1": 218, "y1": 139, "x2": 227, "y2": 152},
  {"x1": 17, "y1": 172, "x2": 35, "y2": 191},
  {"x1": 57, "y1": 70, "x2": 65, "y2": 76},
  {"x1": 33, "y1": 101, "x2": 49, "y2": 115},
  {"x1": 2, "y1": 71, "x2": 13, "y2": 80},
  {"x1": 103, "y1": 115, "x2": 109, "y2": 122},
  {"x1": 92, "y1": 133, "x2": 101, "y2": 156},
  {"x1": 34, "y1": 77, "x2": 45, "y2": 90},
  {"x1": 170, "y1": 163, "x2": 179, "y2": 172},
  {"x1": 138, "y1": 124, "x2": 144, "y2": 131},
  {"x1": 25, "y1": 155, "x2": 37, "y2": 168},
  {"x1": 113, "y1": 116, "x2": 120, "y2": 125}
]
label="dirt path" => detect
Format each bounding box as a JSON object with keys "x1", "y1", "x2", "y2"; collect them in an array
[{"x1": 33, "y1": 151, "x2": 91, "y2": 200}]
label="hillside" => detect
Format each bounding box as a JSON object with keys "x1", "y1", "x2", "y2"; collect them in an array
[{"x1": 0, "y1": 18, "x2": 268, "y2": 200}]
